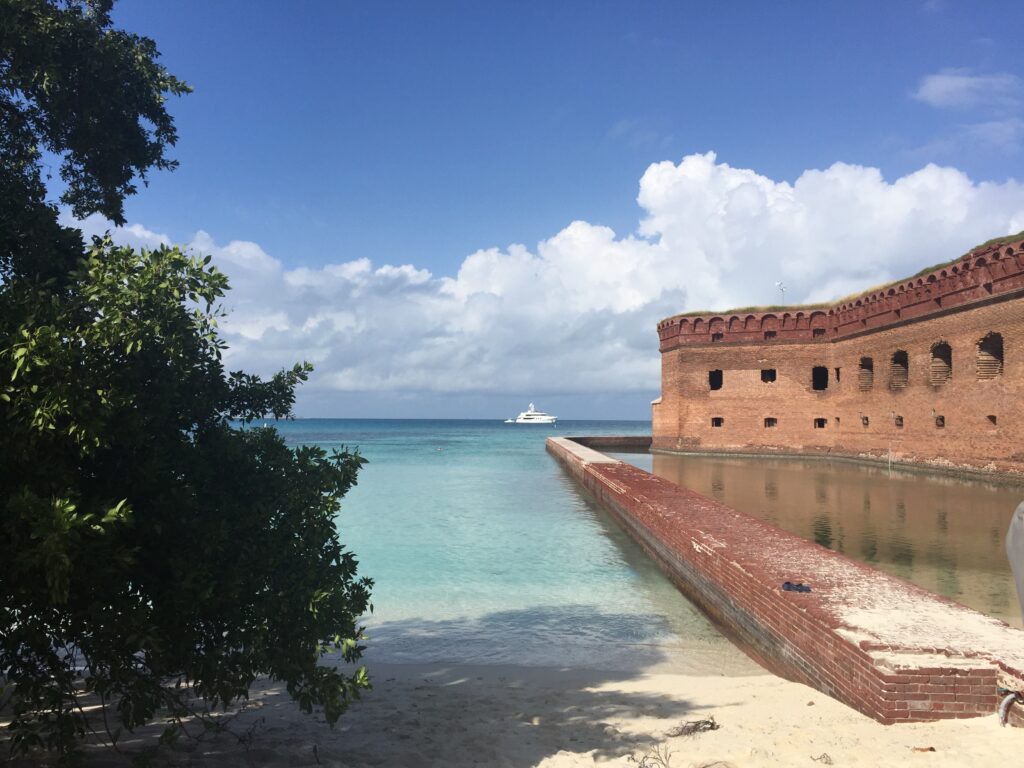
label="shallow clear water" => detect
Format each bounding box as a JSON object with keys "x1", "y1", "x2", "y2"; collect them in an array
[
  {"x1": 611, "y1": 451, "x2": 1024, "y2": 629},
  {"x1": 270, "y1": 419, "x2": 758, "y2": 675}
]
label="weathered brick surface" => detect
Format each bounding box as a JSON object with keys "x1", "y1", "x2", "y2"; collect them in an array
[
  {"x1": 652, "y1": 238, "x2": 1024, "y2": 475},
  {"x1": 548, "y1": 436, "x2": 1024, "y2": 725}
]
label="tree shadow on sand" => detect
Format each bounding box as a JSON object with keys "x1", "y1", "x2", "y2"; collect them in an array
[{"x1": 3, "y1": 604, "x2": 755, "y2": 766}]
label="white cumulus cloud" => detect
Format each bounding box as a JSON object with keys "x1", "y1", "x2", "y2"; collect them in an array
[{"x1": 72, "y1": 153, "x2": 1024, "y2": 416}]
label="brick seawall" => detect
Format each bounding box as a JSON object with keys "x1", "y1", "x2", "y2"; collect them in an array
[{"x1": 548, "y1": 436, "x2": 1024, "y2": 725}]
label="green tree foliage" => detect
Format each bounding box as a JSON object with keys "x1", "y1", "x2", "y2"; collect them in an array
[
  {"x1": 1, "y1": 0, "x2": 190, "y2": 280},
  {"x1": 0, "y1": 1, "x2": 372, "y2": 758}
]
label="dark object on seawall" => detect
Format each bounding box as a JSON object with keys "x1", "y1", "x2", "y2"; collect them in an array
[{"x1": 782, "y1": 581, "x2": 811, "y2": 593}]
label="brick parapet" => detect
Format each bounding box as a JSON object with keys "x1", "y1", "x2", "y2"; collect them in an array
[
  {"x1": 547, "y1": 436, "x2": 1024, "y2": 725},
  {"x1": 657, "y1": 237, "x2": 1024, "y2": 352}
]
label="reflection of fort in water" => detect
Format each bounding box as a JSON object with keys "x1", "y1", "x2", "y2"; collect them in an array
[{"x1": 627, "y1": 452, "x2": 1023, "y2": 628}]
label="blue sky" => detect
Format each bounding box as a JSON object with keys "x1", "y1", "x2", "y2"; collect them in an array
[{"x1": 90, "y1": 1, "x2": 1024, "y2": 418}]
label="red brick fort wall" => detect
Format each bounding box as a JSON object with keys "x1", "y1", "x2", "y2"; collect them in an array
[{"x1": 653, "y1": 236, "x2": 1024, "y2": 474}]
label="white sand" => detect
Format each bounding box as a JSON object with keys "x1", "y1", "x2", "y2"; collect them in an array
[{"x1": 17, "y1": 661, "x2": 1021, "y2": 767}]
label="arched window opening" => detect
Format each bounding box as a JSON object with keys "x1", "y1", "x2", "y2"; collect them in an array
[
  {"x1": 858, "y1": 357, "x2": 874, "y2": 391},
  {"x1": 709, "y1": 369, "x2": 723, "y2": 390},
  {"x1": 889, "y1": 351, "x2": 908, "y2": 390},
  {"x1": 930, "y1": 342, "x2": 952, "y2": 387},
  {"x1": 812, "y1": 366, "x2": 829, "y2": 391},
  {"x1": 977, "y1": 332, "x2": 1004, "y2": 379}
]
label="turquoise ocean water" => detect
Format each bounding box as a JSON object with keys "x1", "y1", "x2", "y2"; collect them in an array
[{"x1": 271, "y1": 419, "x2": 756, "y2": 675}]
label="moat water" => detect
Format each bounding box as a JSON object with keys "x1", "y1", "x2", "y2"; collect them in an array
[{"x1": 610, "y1": 451, "x2": 1024, "y2": 628}]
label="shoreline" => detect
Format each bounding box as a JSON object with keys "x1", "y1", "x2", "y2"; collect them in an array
[{"x1": 8, "y1": 660, "x2": 1022, "y2": 766}]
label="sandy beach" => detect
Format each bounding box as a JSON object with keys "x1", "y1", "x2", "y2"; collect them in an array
[{"x1": 10, "y1": 660, "x2": 1022, "y2": 767}]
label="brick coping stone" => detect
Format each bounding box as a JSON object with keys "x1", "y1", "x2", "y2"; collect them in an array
[{"x1": 547, "y1": 436, "x2": 1024, "y2": 726}]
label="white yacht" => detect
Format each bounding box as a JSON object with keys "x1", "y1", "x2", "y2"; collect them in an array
[{"x1": 505, "y1": 403, "x2": 557, "y2": 424}]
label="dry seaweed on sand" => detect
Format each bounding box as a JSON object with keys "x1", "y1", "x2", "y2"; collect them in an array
[{"x1": 665, "y1": 716, "x2": 720, "y2": 737}]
